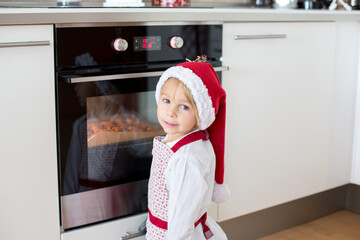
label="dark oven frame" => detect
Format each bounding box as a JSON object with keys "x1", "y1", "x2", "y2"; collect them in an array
[{"x1": 55, "y1": 22, "x2": 225, "y2": 231}]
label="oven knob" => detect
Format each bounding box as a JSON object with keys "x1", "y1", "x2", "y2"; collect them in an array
[
  {"x1": 170, "y1": 36, "x2": 184, "y2": 49},
  {"x1": 113, "y1": 38, "x2": 128, "y2": 51}
]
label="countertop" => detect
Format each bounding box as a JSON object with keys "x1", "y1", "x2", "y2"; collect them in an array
[{"x1": 0, "y1": 7, "x2": 360, "y2": 26}]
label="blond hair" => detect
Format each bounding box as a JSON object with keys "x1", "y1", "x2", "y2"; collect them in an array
[{"x1": 160, "y1": 77, "x2": 200, "y2": 127}]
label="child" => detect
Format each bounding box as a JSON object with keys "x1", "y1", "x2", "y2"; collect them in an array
[{"x1": 146, "y1": 61, "x2": 229, "y2": 240}]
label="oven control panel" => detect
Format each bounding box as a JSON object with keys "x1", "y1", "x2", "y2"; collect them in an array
[
  {"x1": 113, "y1": 35, "x2": 183, "y2": 52},
  {"x1": 55, "y1": 24, "x2": 222, "y2": 68}
]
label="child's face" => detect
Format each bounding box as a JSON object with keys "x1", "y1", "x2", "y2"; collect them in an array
[{"x1": 157, "y1": 79, "x2": 198, "y2": 143}]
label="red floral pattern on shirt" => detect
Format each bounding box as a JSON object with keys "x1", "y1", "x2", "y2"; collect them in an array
[{"x1": 146, "y1": 137, "x2": 173, "y2": 240}]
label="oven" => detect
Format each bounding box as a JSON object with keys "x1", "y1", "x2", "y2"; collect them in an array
[{"x1": 55, "y1": 23, "x2": 225, "y2": 232}]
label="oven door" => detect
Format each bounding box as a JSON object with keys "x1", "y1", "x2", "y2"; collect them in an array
[{"x1": 57, "y1": 71, "x2": 166, "y2": 230}]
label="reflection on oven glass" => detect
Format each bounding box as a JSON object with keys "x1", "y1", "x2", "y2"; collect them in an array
[
  {"x1": 83, "y1": 94, "x2": 163, "y2": 187},
  {"x1": 62, "y1": 81, "x2": 163, "y2": 196}
]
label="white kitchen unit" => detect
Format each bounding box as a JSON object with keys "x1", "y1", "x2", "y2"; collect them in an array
[
  {"x1": 0, "y1": 25, "x2": 60, "y2": 240},
  {"x1": 62, "y1": 213, "x2": 147, "y2": 240},
  {"x1": 0, "y1": 8, "x2": 358, "y2": 239},
  {"x1": 220, "y1": 22, "x2": 356, "y2": 221},
  {"x1": 350, "y1": 23, "x2": 360, "y2": 186}
]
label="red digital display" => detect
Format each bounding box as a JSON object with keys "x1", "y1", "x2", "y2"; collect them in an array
[{"x1": 134, "y1": 36, "x2": 161, "y2": 51}]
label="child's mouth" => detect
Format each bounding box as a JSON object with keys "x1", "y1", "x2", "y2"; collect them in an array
[{"x1": 164, "y1": 120, "x2": 178, "y2": 127}]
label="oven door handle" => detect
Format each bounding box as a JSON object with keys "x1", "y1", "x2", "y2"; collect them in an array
[{"x1": 65, "y1": 66, "x2": 229, "y2": 84}]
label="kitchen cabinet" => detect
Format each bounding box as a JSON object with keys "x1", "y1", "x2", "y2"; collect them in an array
[
  {"x1": 0, "y1": 25, "x2": 60, "y2": 240},
  {"x1": 219, "y1": 22, "x2": 356, "y2": 221},
  {"x1": 61, "y1": 213, "x2": 147, "y2": 240},
  {"x1": 0, "y1": 19, "x2": 357, "y2": 239}
]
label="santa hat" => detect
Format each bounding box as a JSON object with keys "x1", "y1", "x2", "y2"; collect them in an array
[{"x1": 155, "y1": 62, "x2": 230, "y2": 203}]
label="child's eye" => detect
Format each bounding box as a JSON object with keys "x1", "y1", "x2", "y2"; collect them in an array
[
  {"x1": 180, "y1": 105, "x2": 189, "y2": 110},
  {"x1": 162, "y1": 98, "x2": 170, "y2": 104}
]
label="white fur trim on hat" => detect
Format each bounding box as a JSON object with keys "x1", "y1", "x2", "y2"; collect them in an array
[
  {"x1": 212, "y1": 182, "x2": 230, "y2": 203},
  {"x1": 155, "y1": 66, "x2": 216, "y2": 130}
]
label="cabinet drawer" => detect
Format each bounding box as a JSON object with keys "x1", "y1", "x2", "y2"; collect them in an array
[{"x1": 62, "y1": 213, "x2": 147, "y2": 240}]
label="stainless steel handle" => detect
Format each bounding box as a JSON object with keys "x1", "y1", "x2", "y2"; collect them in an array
[
  {"x1": 234, "y1": 34, "x2": 287, "y2": 40},
  {"x1": 119, "y1": 218, "x2": 147, "y2": 240},
  {"x1": 0, "y1": 41, "x2": 50, "y2": 48},
  {"x1": 119, "y1": 231, "x2": 145, "y2": 240},
  {"x1": 67, "y1": 66, "x2": 229, "y2": 84}
]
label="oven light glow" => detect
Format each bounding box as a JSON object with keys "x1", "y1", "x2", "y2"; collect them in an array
[
  {"x1": 142, "y1": 38, "x2": 153, "y2": 49},
  {"x1": 134, "y1": 36, "x2": 161, "y2": 51}
]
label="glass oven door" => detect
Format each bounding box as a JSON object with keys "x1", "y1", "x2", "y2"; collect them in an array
[{"x1": 57, "y1": 72, "x2": 164, "y2": 230}]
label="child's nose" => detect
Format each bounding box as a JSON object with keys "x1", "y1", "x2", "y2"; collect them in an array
[{"x1": 167, "y1": 106, "x2": 176, "y2": 117}]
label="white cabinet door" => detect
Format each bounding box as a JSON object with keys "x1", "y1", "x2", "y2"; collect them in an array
[
  {"x1": 61, "y1": 213, "x2": 147, "y2": 240},
  {"x1": 0, "y1": 25, "x2": 60, "y2": 240},
  {"x1": 220, "y1": 22, "x2": 352, "y2": 221}
]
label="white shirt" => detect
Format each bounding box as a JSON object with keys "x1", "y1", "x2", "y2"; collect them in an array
[{"x1": 162, "y1": 132, "x2": 227, "y2": 240}]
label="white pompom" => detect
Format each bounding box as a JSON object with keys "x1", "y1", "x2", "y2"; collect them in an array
[{"x1": 211, "y1": 182, "x2": 230, "y2": 203}]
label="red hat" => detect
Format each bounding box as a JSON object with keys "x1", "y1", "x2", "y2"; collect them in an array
[{"x1": 155, "y1": 62, "x2": 229, "y2": 203}]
